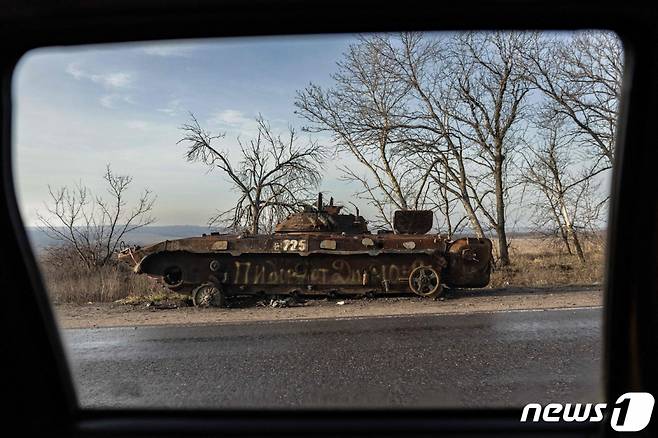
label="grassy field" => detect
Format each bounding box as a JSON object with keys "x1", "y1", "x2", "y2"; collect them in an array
[
  {"x1": 489, "y1": 236, "x2": 605, "y2": 288},
  {"x1": 40, "y1": 261, "x2": 160, "y2": 304},
  {"x1": 40, "y1": 236, "x2": 605, "y2": 304}
]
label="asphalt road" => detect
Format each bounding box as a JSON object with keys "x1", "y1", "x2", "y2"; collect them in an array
[{"x1": 63, "y1": 307, "x2": 602, "y2": 408}]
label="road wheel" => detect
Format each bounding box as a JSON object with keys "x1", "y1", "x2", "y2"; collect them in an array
[
  {"x1": 192, "y1": 283, "x2": 225, "y2": 308},
  {"x1": 409, "y1": 266, "x2": 442, "y2": 298}
]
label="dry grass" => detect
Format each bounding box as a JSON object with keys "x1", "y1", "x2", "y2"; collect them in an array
[
  {"x1": 40, "y1": 262, "x2": 161, "y2": 304},
  {"x1": 37, "y1": 244, "x2": 168, "y2": 304},
  {"x1": 489, "y1": 236, "x2": 605, "y2": 288}
]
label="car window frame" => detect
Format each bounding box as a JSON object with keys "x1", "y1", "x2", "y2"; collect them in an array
[{"x1": 1, "y1": 1, "x2": 656, "y2": 436}]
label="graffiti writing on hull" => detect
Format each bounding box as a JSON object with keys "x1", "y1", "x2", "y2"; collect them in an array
[{"x1": 232, "y1": 259, "x2": 428, "y2": 285}]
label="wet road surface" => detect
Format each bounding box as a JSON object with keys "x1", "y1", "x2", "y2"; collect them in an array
[{"x1": 63, "y1": 307, "x2": 602, "y2": 408}]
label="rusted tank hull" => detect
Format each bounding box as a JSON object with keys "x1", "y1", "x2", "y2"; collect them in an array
[
  {"x1": 118, "y1": 200, "x2": 494, "y2": 305},
  {"x1": 140, "y1": 252, "x2": 446, "y2": 295},
  {"x1": 124, "y1": 236, "x2": 492, "y2": 297}
]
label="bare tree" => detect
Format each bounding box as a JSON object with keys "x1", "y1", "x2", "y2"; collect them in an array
[
  {"x1": 298, "y1": 31, "x2": 616, "y2": 265},
  {"x1": 334, "y1": 33, "x2": 482, "y2": 236},
  {"x1": 36, "y1": 165, "x2": 156, "y2": 270},
  {"x1": 379, "y1": 32, "x2": 532, "y2": 262},
  {"x1": 520, "y1": 116, "x2": 605, "y2": 262},
  {"x1": 435, "y1": 32, "x2": 533, "y2": 266},
  {"x1": 423, "y1": 164, "x2": 470, "y2": 237},
  {"x1": 525, "y1": 31, "x2": 623, "y2": 171},
  {"x1": 179, "y1": 113, "x2": 324, "y2": 234},
  {"x1": 295, "y1": 37, "x2": 434, "y2": 229},
  {"x1": 516, "y1": 31, "x2": 621, "y2": 260},
  {"x1": 383, "y1": 32, "x2": 488, "y2": 238}
]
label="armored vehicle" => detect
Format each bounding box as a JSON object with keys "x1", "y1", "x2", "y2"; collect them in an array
[{"x1": 118, "y1": 194, "x2": 493, "y2": 307}]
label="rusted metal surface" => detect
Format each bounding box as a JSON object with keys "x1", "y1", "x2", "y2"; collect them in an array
[
  {"x1": 274, "y1": 196, "x2": 368, "y2": 234},
  {"x1": 445, "y1": 237, "x2": 492, "y2": 287},
  {"x1": 118, "y1": 195, "x2": 493, "y2": 305},
  {"x1": 393, "y1": 210, "x2": 433, "y2": 234}
]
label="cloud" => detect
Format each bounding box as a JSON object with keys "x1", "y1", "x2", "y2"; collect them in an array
[
  {"x1": 206, "y1": 109, "x2": 263, "y2": 140},
  {"x1": 157, "y1": 98, "x2": 184, "y2": 116},
  {"x1": 142, "y1": 45, "x2": 196, "y2": 58},
  {"x1": 66, "y1": 62, "x2": 134, "y2": 89},
  {"x1": 205, "y1": 110, "x2": 298, "y2": 141},
  {"x1": 99, "y1": 93, "x2": 136, "y2": 109},
  {"x1": 208, "y1": 109, "x2": 251, "y2": 127},
  {"x1": 65, "y1": 63, "x2": 135, "y2": 109},
  {"x1": 125, "y1": 120, "x2": 151, "y2": 130},
  {"x1": 65, "y1": 62, "x2": 85, "y2": 80},
  {"x1": 99, "y1": 72, "x2": 132, "y2": 88}
]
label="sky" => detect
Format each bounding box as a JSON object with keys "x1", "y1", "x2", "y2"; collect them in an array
[
  {"x1": 12, "y1": 35, "x2": 361, "y2": 227},
  {"x1": 11, "y1": 32, "x2": 614, "y2": 232}
]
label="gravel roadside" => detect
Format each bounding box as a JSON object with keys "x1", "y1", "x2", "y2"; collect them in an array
[{"x1": 53, "y1": 285, "x2": 602, "y2": 329}]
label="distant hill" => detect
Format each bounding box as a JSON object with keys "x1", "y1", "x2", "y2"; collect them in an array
[
  {"x1": 26, "y1": 225, "x2": 214, "y2": 251},
  {"x1": 25, "y1": 224, "x2": 605, "y2": 252}
]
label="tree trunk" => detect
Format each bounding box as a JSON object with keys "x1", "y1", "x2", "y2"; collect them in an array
[
  {"x1": 550, "y1": 205, "x2": 572, "y2": 255},
  {"x1": 496, "y1": 223, "x2": 510, "y2": 267},
  {"x1": 443, "y1": 198, "x2": 453, "y2": 237},
  {"x1": 560, "y1": 225, "x2": 573, "y2": 255},
  {"x1": 494, "y1": 155, "x2": 510, "y2": 266},
  {"x1": 559, "y1": 201, "x2": 585, "y2": 263},
  {"x1": 251, "y1": 204, "x2": 261, "y2": 235},
  {"x1": 456, "y1": 164, "x2": 485, "y2": 238},
  {"x1": 568, "y1": 224, "x2": 586, "y2": 263},
  {"x1": 462, "y1": 200, "x2": 485, "y2": 238}
]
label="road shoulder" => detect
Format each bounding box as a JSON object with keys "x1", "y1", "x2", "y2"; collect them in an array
[{"x1": 54, "y1": 285, "x2": 602, "y2": 329}]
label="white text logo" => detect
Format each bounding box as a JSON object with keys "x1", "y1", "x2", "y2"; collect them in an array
[{"x1": 520, "y1": 392, "x2": 654, "y2": 432}]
